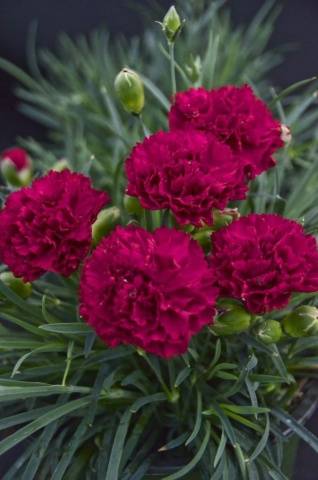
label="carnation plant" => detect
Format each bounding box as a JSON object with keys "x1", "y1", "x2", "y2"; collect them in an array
[{"x1": 1, "y1": 2, "x2": 318, "y2": 479}]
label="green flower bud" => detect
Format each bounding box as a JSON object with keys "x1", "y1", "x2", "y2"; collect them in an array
[
  {"x1": 0, "y1": 272, "x2": 32, "y2": 299},
  {"x1": 212, "y1": 208, "x2": 240, "y2": 231},
  {"x1": 1, "y1": 159, "x2": 32, "y2": 187},
  {"x1": 162, "y1": 6, "x2": 182, "y2": 43},
  {"x1": 185, "y1": 55, "x2": 202, "y2": 84},
  {"x1": 212, "y1": 299, "x2": 251, "y2": 336},
  {"x1": 256, "y1": 319, "x2": 282, "y2": 344},
  {"x1": 283, "y1": 306, "x2": 318, "y2": 337},
  {"x1": 114, "y1": 68, "x2": 145, "y2": 115},
  {"x1": 52, "y1": 158, "x2": 70, "y2": 172},
  {"x1": 92, "y1": 207, "x2": 121, "y2": 246},
  {"x1": 193, "y1": 228, "x2": 212, "y2": 252},
  {"x1": 123, "y1": 194, "x2": 143, "y2": 216}
]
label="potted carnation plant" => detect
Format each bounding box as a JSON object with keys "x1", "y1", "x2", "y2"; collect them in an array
[{"x1": 0, "y1": 2, "x2": 318, "y2": 479}]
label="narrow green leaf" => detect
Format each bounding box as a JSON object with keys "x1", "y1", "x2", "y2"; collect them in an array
[
  {"x1": 11, "y1": 343, "x2": 66, "y2": 377},
  {"x1": 272, "y1": 408, "x2": 318, "y2": 453},
  {"x1": 249, "y1": 413, "x2": 270, "y2": 461},
  {"x1": 0, "y1": 338, "x2": 44, "y2": 350},
  {"x1": 0, "y1": 405, "x2": 53, "y2": 431},
  {"x1": 158, "y1": 432, "x2": 188, "y2": 452},
  {"x1": 210, "y1": 401, "x2": 236, "y2": 445},
  {"x1": 269, "y1": 344, "x2": 294, "y2": 384},
  {"x1": 0, "y1": 312, "x2": 44, "y2": 336},
  {"x1": 186, "y1": 390, "x2": 202, "y2": 445},
  {"x1": 270, "y1": 77, "x2": 317, "y2": 106},
  {"x1": 51, "y1": 365, "x2": 108, "y2": 480},
  {"x1": 0, "y1": 396, "x2": 91, "y2": 455},
  {"x1": 0, "y1": 384, "x2": 90, "y2": 402},
  {"x1": 163, "y1": 422, "x2": 211, "y2": 480},
  {"x1": 213, "y1": 428, "x2": 227, "y2": 468},
  {"x1": 140, "y1": 74, "x2": 170, "y2": 111},
  {"x1": 220, "y1": 404, "x2": 270, "y2": 415},
  {"x1": 105, "y1": 393, "x2": 166, "y2": 480},
  {"x1": 39, "y1": 322, "x2": 92, "y2": 334},
  {"x1": 174, "y1": 366, "x2": 191, "y2": 387}
]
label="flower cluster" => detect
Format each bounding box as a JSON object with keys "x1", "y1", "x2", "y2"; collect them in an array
[
  {"x1": 1, "y1": 83, "x2": 318, "y2": 358},
  {"x1": 80, "y1": 226, "x2": 217, "y2": 357},
  {"x1": 169, "y1": 85, "x2": 284, "y2": 179},
  {"x1": 126, "y1": 85, "x2": 284, "y2": 226},
  {"x1": 0, "y1": 169, "x2": 108, "y2": 281}
]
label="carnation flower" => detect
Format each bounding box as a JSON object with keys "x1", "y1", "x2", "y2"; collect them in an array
[
  {"x1": 1, "y1": 147, "x2": 30, "y2": 171},
  {"x1": 125, "y1": 130, "x2": 247, "y2": 226},
  {"x1": 210, "y1": 214, "x2": 318, "y2": 314},
  {"x1": 0, "y1": 169, "x2": 109, "y2": 281},
  {"x1": 169, "y1": 85, "x2": 284, "y2": 179},
  {"x1": 80, "y1": 226, "x2": 217, "y2": 358}
]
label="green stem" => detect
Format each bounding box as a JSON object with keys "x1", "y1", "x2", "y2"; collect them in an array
[
  {"x1": 62, "y1": 341, "x2": 74, "y2": 386},
  {"x1": 169, "y1": 42, "x2": 177, "y2": 96}
]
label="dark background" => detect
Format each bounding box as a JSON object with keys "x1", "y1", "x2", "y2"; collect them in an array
[
  {"x1": 0, "y1": 0, "x2": 317, "y2": 477},
  {"x1": 0, "y1": 0, "x2": 318, "y2": 150}
]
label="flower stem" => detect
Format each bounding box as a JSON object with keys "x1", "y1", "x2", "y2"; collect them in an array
[
  {"x1": 169, "y1": 42, "x2": 177, "y2": 96},
  {"x1": 62, "y1": 340, "x2": 74, "y2": 386}
]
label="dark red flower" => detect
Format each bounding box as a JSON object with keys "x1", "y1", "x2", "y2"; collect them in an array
[
  {"x1": 169, "y1": 85, "x2": 284, "y2": 179},
  {"x1": 0, "y1": 169, "x2": 109, "y2": 281},
  {"x1": 80, "y1": 226, "x2": 217, "y2": 358},
  {"x1": 210, "y1": 214, "x2": 318, "y2": 314},
  {"x1": 125, "y1": 130, "x2": 247, "y2": 226},
  {"x1": 1, "y1": 147, "x2": 30, "y2": 171}
]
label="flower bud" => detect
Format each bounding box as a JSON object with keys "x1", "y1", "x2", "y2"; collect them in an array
[
  {"x1": 256, "y1": 319, "x2": 282, "y2": 344},
  {"x1": 123, "y1": 194, "x2": 143, "y2": 216},
  {"x1": 52, "y1": 158, "x2": 70, "y2": 172},
  {"x1": 281, "y1": 124, "x2": 292, "y2": 145},
  {"x1": 0, "y1": 271, "x2": 32, "y2": 299},
  {"x1": 92, "y1": 207, "x2": 121, "y2": 246},
  {"x1": 185, "y1": 55, "x2": 202, "y2": 84},
  {"x1": 162, "y1": 6, "x2": 182, "y2": 43},
  {"x1": 283, "y1": 305, "x2": 318, "y2": 337},
  {"x1": 212, "y1": 299, "x2": 251, "y2": 336},
  {"x1": 212, "y1": 208, "x2": 240, "y2": 231},
  {"x1": 193, "y1": 228, "x2": 212, "y2": 252},
  {"x1": 0, "y1": 147, "x2": 32, "y2": 187},
  {"x1": 114, "y1": 68, "x2": 145, "y2": 115}
]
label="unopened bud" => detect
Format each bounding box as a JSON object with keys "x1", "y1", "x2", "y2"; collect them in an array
[
  {"x1": 283, "y1": 305, "x2": 318, "y2": 338},
  {"x1": 52, "y1": 158, "x2": 70, "y2": 172},
  {"x1": 281, "y1": 124, "x2": 292, "y2": 144},
  {"x1": 256, "y1": 319, "x2": 282, "y2": 344},
  {"x1": 92, "y1": 207, "x2": 121, "y2": 246},
  {"x1": 0, "y1": 147, "x2": 32, "y2": 187},
  {"x1": 0, "y1": 271, "x2": 32, "y2": 299},
  {"x1": 123, "y1": 194, "x2": 143, "y2": 216},
  {"x1": 114, "y1": 68, "x2": 145, "y2": 115},
  {"x1": 193, "y1": 228, "x2": 212, "y2": 252},
  {"x1": 212, "y1": 208, "x2": 240, "y2": 231},
  {"x1": 185, "y1": 55, "x2": 202, "y2": 84},
  {"x1": 162, "y1": 6, "x2": 182, "y2": 43},
  {"x1": 212, "y1": 299, "x2": 251, "y2": 336}
]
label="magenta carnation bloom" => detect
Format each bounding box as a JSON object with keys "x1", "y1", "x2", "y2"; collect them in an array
[
  {"x1": 210, "y1": 214, "x2": 318, "y2": 314},
  {"x1": 125, "y1": 130, "x2": 247, "y2": 226},
  {"x1": 1, "y1": 147, "x2": 30, "y2": 171},
  {"x1": 80, "y1": 226, "x2": 217, "y2": 358},
  {"x1": 0, "y1": 169, "x2": 109, "y2": 281},
  {"x1": 169, "y1": 85, "x2": 284, "y2": 179}
]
